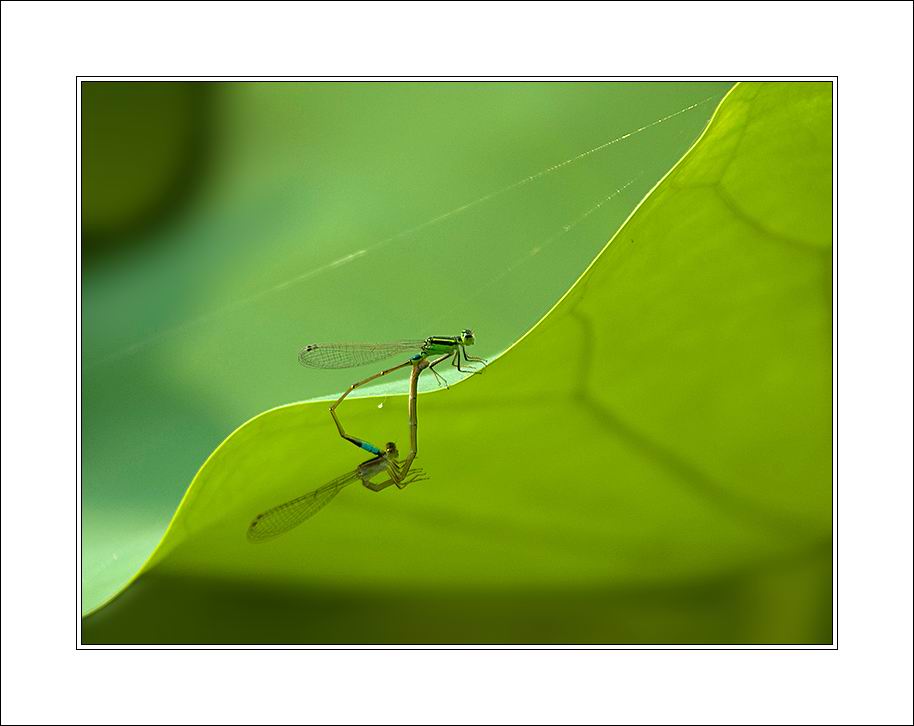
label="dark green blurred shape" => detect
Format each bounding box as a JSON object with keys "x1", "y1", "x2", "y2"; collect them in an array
[
  {"x1": 85, "y1": 547, "x2": 831, "y2": 644},
  {"x1": 81, "y1": 82, "x2": 213, "y2": 260},
  {"x1": 82, "y1": 82, "x2": 732, "y2": 614},
  {"x1": 83, "y1": 82, "x2": 833, "y2": 644}
]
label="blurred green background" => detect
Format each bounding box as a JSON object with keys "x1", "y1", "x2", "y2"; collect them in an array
[{"x1": 82, "y1": 81, "x2": 734, "y2": 616}]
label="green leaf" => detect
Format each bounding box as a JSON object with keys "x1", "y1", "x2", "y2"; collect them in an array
[{"x1": 84, "y1": 82, "x2": 832, "y2": 644}]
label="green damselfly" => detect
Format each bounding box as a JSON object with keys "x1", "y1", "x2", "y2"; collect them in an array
[
  {"x1": 299, "y1": 329, "x2": 484, "y2": 375},
  {"x1": 299, "y1": 330, "x2": 485, "y2": 455}
]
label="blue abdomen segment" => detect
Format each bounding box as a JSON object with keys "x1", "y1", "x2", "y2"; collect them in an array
[{"x1": 360, "y1": 441, "x2": 381, "y2": 455}]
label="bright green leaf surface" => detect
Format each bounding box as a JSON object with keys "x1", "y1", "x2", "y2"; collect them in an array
[
  {"x1": 82, "y1": 82, "x2": 732, "y2": 613},
  {"x1": 83, "y1": 82, "x2": 832, "y2": 643}
]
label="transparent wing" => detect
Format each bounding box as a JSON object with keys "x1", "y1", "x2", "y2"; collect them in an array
[
  {"x1": 298, "y1": 340, "x2": 425, "y2": 369},
  {"x1": 247, "y1": 469, "x2": 360, "y2": 543}
]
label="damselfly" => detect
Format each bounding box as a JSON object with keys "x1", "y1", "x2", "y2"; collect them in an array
[
  {"x1": 299, "y1": 330, "x2": 485, "y2": 455},
  {"x1": 298, "y1": 329, "x2": 485, "y2": 375},
  {"x1": 248, "y1": 360, "x2": 433, "y2": 541},
  {"x1": 247, "y1": 442, "x2": 428, "y2": 542}
]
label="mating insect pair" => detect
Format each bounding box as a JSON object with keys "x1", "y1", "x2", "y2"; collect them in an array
[{"x1": 247, "y1": 331, "x2": 484, "y2": 542}]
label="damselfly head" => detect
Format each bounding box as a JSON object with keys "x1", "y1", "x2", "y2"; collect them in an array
[
  {"x1": 460, "y1": 329, "x2": 476, "y2": 346},
  {"x1": 384, "y1": 441, "x2": 399, "y2": 457}
]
